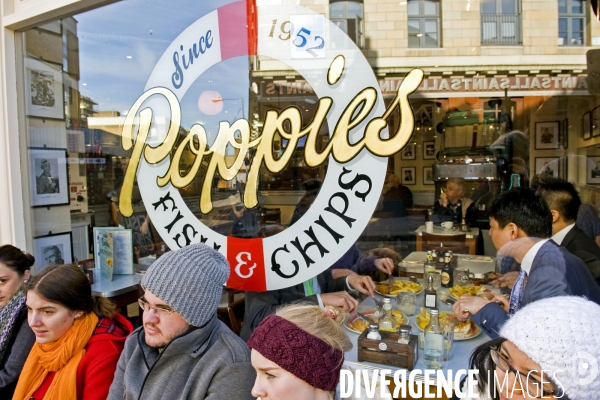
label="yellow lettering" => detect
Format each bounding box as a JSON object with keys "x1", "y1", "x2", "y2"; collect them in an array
[
  {"x1": 364, "y1": 69, "x2": 423, "y2": 155},
  {"x1": 119, "y1": 87, "x2": 181, "y2": 217}
]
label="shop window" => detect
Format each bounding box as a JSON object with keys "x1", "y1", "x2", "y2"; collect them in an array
[
  {"x1": 407, "y1": 0, "x2": 440, "y2": 48},
  {"x1": 558, "y1": 0, "x2": 585, "y2": 45},
  {"x1": 329, "y1": 0, "x2": 364, "y2": 48},
  {"x1": 481, "y1": 0, "x2": 522, "y2": 45}
]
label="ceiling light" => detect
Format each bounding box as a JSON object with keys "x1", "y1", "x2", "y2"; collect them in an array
[{"x1": 126, "y1": 56, "x2": 132, "y2": 59}]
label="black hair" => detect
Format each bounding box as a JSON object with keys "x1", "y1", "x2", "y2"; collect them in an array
[
  {"x1": 488, "y1": 187, "x2": 552, "y2": 238},
  {"x1": 536, "y1": 177, "x2": 581, "y2": 222},
  {"x1": 26, "y1": 264, "x2": 116, "y2": 318},
  {"x1": 0, "y1": 244, "x2": 35, "y2": 276},
  {"x1": 468, "y1": 337, "x2": 567, "y2": 400}
]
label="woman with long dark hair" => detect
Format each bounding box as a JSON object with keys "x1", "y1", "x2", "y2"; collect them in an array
[
  {"x1": 0, "y1": 245, "x2": 35, "y2": 399},
  {"x1": 13, "y1": 264, "x2": 133, "y2": 400}
]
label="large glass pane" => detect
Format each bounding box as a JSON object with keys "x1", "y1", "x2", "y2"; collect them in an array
[
  {"x1": 501, "y1": 0, "x2": 516, "y2": 14},
  {"x1": 481, "y1": 0, "x2": 497, "y2": 14},
  {"x1": 330, "y1": 3, "x2": 345, "y2": 18},
  {"x1": 559, "y1": 18, "x2": 568, "y2": 31},
  {"x1": 423, "y1": 0, "x2": 438, "y2": 15},
  {"x1": 572, "y1": 18, "x2": 583, "y2": 31},
  {"x1": 482, "y1": 22, "x2": 498, "y2": 40},
  {"x1": 407, "y1": 0, "x2": 420, "y2": 16},
  {"x1": 558, "y1": 0, "x2": 567, "y2": 14},
  {"x1": 501, "y1": 22, "x2": 516, "y2": 38},
  {"x1": 347, "y1": 2, "x2": 363, "y2": 17},
  {"x1": 572, "y1": 0, "x2": 584, "y2": 14},
  {"x1": 408, "y1": 19, "x2": 421, "y2": 47}
]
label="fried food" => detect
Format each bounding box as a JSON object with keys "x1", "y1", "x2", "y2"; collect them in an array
[
  {"x1": 448, "y1": 285, "x2": 496, "y2": 300},
  {"x1": 348, "y1": 310, "x2": 406, "y2": 332},
  {"x1": 376, "y1": 280, "x2": 423, "y2": 296},
  {"x1": 416, "y1": 307, "x2": 472, "y2": 335}
]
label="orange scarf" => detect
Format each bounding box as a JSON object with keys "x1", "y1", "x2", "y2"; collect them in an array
[{"x1": 13, "y1": 312, "x2": 98, "y2": 400}]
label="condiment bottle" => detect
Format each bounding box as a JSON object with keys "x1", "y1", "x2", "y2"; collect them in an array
[
  {"x1": 423, "y1": 309, "x2": 444, "y2": 369},
  {"x1": 378, "y1": 298, "x2": 397, "y2": 332},
  {"x1": 398, "y1": 327, "x2": 410, "y2": 344},
  {"x1": 460, "y1": 217, "x2": 468, "y2": 232},
  {"x1": 366, "y1": 323, "x2": 382, "y2": 340},
  {"x1": 424, "y1": 274, "x2": 437, "y2": 309},
  {"x1": 441, "y1": 251, "x2": 454, "y2": 288},
  {"x1": 424, "y1": 250, "x2": 435, "y2": 277}
]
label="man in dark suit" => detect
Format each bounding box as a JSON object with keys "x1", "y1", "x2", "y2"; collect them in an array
[
  {"x1": 453, "y1": 188, "x2": 600, "y2": 338},
  {"x1": 537, "y1": 177, "x2": 600, "y2": 283}
]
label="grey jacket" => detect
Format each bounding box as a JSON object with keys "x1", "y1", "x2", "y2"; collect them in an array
[
  {"x1": 0, "y1": 307, "x2": 35, "y2": 399},
  {"x1": 107, "y1": 316, "x2": 256, "y2": 400}
]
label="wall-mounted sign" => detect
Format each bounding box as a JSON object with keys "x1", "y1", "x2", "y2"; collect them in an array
[{"x1": 119, "y1": 1, "x2": 422, "y2": 291}]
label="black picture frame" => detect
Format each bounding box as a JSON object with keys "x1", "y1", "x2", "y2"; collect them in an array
[
  {"x1": 535, "y1": 157, "x2": 559, "y2": 177},
  {"x1": 583, "y1": 112, "x2": 592, "y2": 140},
  {"x1": 561, "y1": 118, "x2": 568, "y2": 149},
  {"x1": 401, "y1": 143, "x2": 416, "y2": 160},
  {"x1": 28, "y1": 147, "x2": 70, "y2": 207},
  {"x1": 593, "y1": 107, "x2": 600, "y2": 138},
  {"x1": 423, "y1": 141, "x2": 435, "y2": 160},
  {"x1": 401, "y1": 167, "x2": 416, "y2": 185},
  {"x1": 535, "y1": 121, "x2": 560, "y2": 150},
  {"x1": 587, "y1": 156, "x2": 600, "y2": 184},
  {"x1": 33, "y1": 231, "x2": 74, "y2": 270},
  {"x1": 423, "y1": 166, "x2": 434, "y2": 185}
]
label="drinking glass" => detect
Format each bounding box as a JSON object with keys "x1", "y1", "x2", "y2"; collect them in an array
[
  {"x1": 396, "y1": 292, "x2": 417, "y2": 316},
  {"x1": 441, "y1": 317, "x2": 456, "y2": 361}
]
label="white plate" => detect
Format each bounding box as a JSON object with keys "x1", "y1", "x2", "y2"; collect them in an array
[
  {"x1": 375, "y1": 278, "x2": 424, "y2": 297},
  {"x1": 343, "y1": 309, "x2": 409, "y2": 334},
  {"x1": 415, "y1": 311, "x2": 482, "y2": 341}
]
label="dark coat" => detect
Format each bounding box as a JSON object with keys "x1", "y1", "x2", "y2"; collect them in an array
[
  {"x1": 560, "y1": 225, "x2": 600, "y2": 282},
  {"x1": 472, "y1": 240, "x2": 600, "y2": 338},
  {"x1": 240, "y1": 269, "x2": 348, "y2": 341}
]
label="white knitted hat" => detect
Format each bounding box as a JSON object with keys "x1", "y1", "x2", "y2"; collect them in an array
[
  {"x1": 500, "y1": 296, "x2": 600, "y2": 400},
  {"x1": 141, "y1": 243, "x2": 230, "y2": 327}
]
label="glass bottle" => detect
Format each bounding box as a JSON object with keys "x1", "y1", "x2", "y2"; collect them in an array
[
  {"x1": 508, "y1": 173, "x2": 521, "y2": 190},
  {"x1": 459, "y1": 216, "x2": 468, "y2": 232},
  {"x1": 441, "y1": 251, "x2": 454, "y2": 288},
  {"x1": 424, "y1": 250, "x2": 435, "y2": 278},
  {"x1": 423, "y1": 309, "x2": 444, "y2": 369},
  {"x1": 378, "y1": 298, "x2": 397, "y2": 332},
  {"x1": 424, "y1": 274, "x2": 437, "y2": 309}
]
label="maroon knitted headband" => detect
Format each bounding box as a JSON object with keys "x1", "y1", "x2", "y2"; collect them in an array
[{"x1": 247, "y1": 314, "x2": 344, "y2": 391}]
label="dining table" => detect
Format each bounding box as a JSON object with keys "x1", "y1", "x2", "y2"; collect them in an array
[
  {"x1": 343, "y1": 279, "x2": 492, "y2": 399},
  {"x1": 414, "y1": 225, "x2": 480, "y2": 255}
]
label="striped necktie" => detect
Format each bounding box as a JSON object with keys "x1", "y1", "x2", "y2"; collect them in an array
[{"x1": 508, "y1": 269, "x2": 527, "y2": 315}]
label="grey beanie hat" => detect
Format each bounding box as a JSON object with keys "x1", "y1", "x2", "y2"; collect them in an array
[
  {"x1": 141, "y1": 243, "x2": 230, "y2": 327},
  {"x1": 500, "y1": 296, "x2": 600, "y2": 400}
]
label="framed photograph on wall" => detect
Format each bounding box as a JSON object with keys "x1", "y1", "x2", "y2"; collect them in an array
[
  {"x1": 33, "y1": 232, "x2": 73, "y2": 270},
  {"x1": 561, "y1": 118, "x2": 568, "y2": 149},
  {"x1": 535, "y1": 121, "x2": 560, "y2": 150},
  {"x1": 28, "y1": 147, "x2": 69, "y2": 207},
  {"x1": 535, "y1": 157, "x2": 559, "y2": 177},
  {"x1": 588, "y1": 156, "x2": 600, "y2": 184},
  {"x1": 593, "y1": 107, "x2": 600, "y2": 138},
  {"x1": 583, "y1": 112, "x2": 592, "y2": 140},
  {"x1": 401, "y1": 167, "x2": 416, "y2": 185},
  {"x1": 24, "y1": 57, "x2": 64, "y2": 120},
  {"x1": 423, "y1": 141, "x2": 436, "y2": 159},
  {"x1": 401, "y1": 143, "x2": 416, "y2": 160},
  {"x1": 423, "y1": 166, "x2": 434, "y2": 185}
]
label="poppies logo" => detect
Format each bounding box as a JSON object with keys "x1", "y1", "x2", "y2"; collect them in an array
[{"x1": 119, "y1": 1, "x2": 422, "y2": 291}]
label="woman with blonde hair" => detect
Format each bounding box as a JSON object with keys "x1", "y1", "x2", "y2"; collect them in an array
[
  {"x1": 13, "y1": 264, "x2": 133, "y2": 400},
  {"x1": 0, "y1": 245, "x2": 35, "y2": 399},
  {"x1": 248, "y1": 304, "x2": 352, "y2": 400}
]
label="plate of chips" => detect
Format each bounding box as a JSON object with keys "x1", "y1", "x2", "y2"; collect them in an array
[
  {"x1": 343, "y1": 309, "x2": 408, "y2": 334},
  {"x1": 415, "y1": 307, "x2": 481, "y2": 340},
  {"x1": 448, "y1": 285, "x2": 499, "y2": 301},
  {"x1": 375, "y1": 279, "x2": 424, "y2": 297}
]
